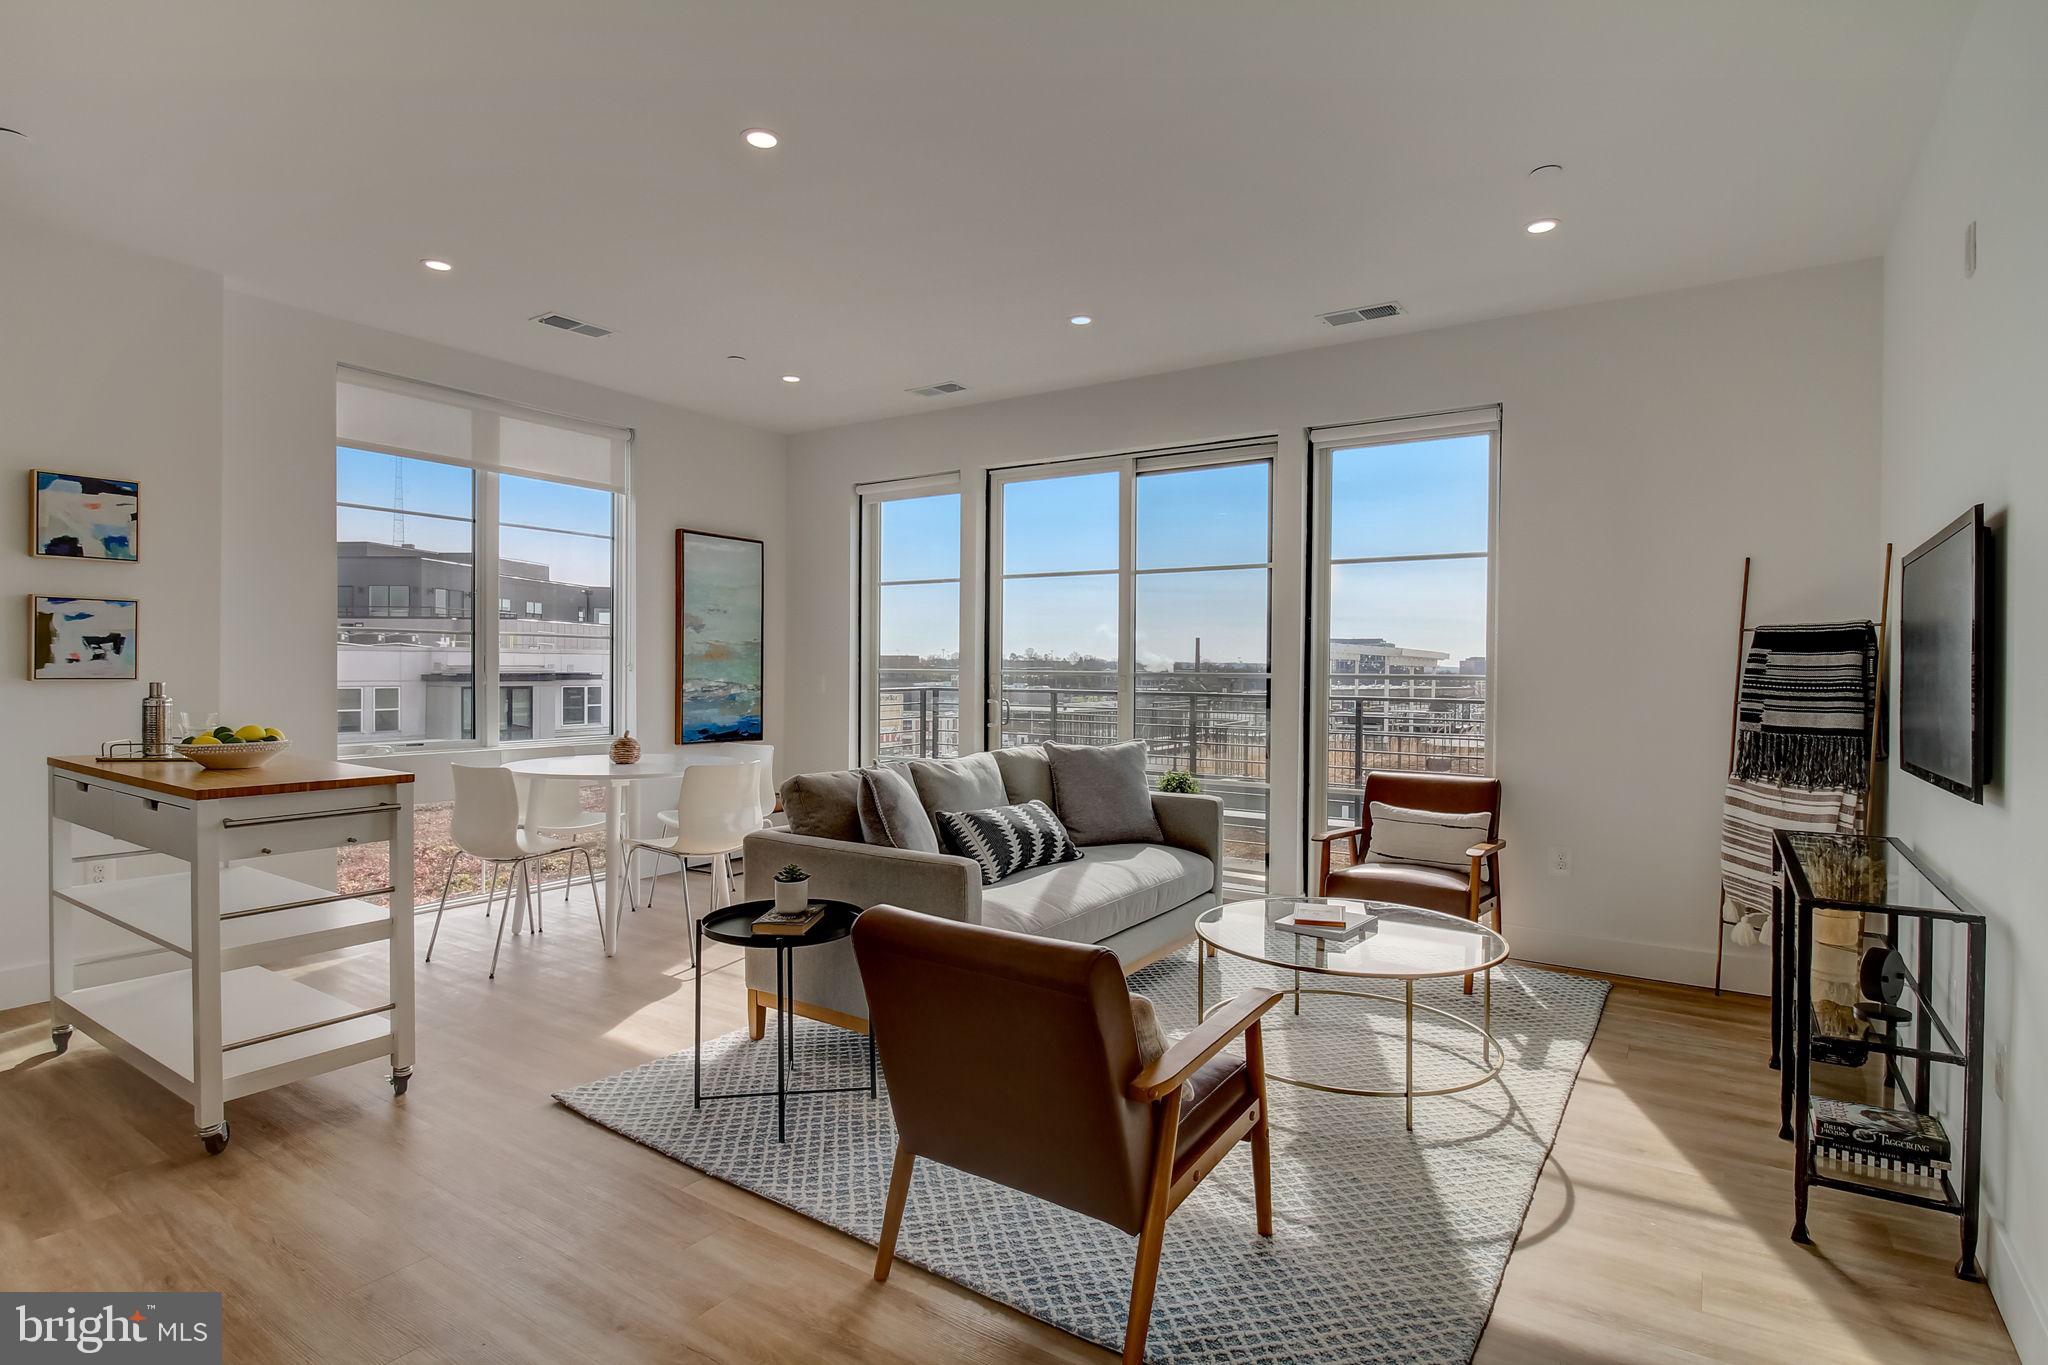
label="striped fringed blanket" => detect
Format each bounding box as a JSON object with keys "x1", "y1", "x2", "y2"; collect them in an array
[
  {"x1": 1720, "y1": 778, "x2": 1865, "y2": 1034},
  {"x1": 1733, "y1": 621, "x2": 1879, "y2": 792}
]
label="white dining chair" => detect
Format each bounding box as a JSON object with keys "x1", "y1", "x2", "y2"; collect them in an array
[
  {"x1": 523, "y1": 775, "x2": 604, "y2": 924},
  {"x1": 626, "y1": 759, "x2": 763, "y2": 965},
  {"x1": 657, "y1": 743, "x2": 777, "y2": 834},
  {"x1": 427, "y1": 765, "x2": 600, "y2": 978}
]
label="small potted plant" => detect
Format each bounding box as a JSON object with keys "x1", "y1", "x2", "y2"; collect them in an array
[
  {"x1": 773, "y1": 863, "x2": 811, "y2": 916},
  {"x1": 1158, "y1": 770, "x2": 1201, "y2": 795}
]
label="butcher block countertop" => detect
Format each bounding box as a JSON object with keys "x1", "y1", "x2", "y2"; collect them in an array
[{"x1": 47, "y1": 754, "x2": 413, "y2": 801}]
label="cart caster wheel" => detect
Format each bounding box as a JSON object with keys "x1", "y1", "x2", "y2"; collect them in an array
[
  {"x1": 51, "y1": 1025, "x2": 72, "y2": 1055},
  {"x1": 390, "y1": 1071, "x2": 411, "y2": 1097},
  {"x1": 201, "y1": 1124, "x2": 230, "y2": 1156}
]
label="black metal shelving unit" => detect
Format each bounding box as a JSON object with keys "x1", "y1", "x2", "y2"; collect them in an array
[{"x1": 1769, "y1": 831, "x2": 1986, "y2": 1279}]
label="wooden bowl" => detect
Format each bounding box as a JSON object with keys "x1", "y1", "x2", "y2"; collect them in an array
[{"x1": 175, "y1": 738, "x2": 290, "y2": 770}]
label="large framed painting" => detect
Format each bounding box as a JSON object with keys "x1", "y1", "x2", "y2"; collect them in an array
[
  {"x1": 30, "y1": 595, "x2": 139, "y2": 681},
  {"x1": 675, "y1": 529, "x2": 764, "y2": 744},
  {"x1": 31, "y1": 471, "x2": 140, "y2": 561}
]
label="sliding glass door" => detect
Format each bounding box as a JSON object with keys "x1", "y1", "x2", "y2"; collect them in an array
[
  {"x1": 1311, "y1": 411, "x2": 1497, "y2": 852},
  {"x1": 991, "y1": 446, "x2": 1274, "y2": 889}
]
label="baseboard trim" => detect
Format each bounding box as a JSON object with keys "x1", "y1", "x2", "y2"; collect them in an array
[
  {"x1": 1502, "y1": 922, "x2": 1770, "y2": 996},
  {"x1": 0, "y1": 959, "x2": 48, "y2": 1012},
  {"x1": 1989, "y1": 1211, "x2": 2048, "y2": 1363}
]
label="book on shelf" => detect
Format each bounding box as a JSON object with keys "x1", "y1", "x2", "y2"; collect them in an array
[
  {"x1": 752, "y1": 902, "x2": 827, "y2": 936},
  {"x1": 1811, "y1": 1099, "x2": 1951, "y2": 1166}
]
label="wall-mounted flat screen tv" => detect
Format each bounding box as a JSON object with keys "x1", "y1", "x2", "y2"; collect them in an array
[{"x1": 1898, "y1": 504, "x2": 1989, "y2": 802}]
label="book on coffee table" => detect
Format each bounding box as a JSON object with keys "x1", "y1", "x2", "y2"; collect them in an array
[
  {"x1": 753, "y1": 903, "x2": 827, "y2": 936},
  {"x1": 1278, "y1": 901, "x2": 1376, "y2": 940}
]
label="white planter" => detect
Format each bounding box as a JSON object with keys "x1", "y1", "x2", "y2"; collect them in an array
[{"x1": 774, "y1": 878, "x2": 811, "y2": 915}]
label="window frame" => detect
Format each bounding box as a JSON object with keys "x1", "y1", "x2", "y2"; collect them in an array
[
  {"x1": 335, "y1": 438, "x2": 630, "y2": 757},
  {"x1": 560, "y1": 683, "x2": 605, "y2": 730},
  {"x1": 857, "y1": 473, "x2": 965, "y2": 764},
  {"x1": 1306, "y1": 406, "x2": 1501, "y2": 838}
]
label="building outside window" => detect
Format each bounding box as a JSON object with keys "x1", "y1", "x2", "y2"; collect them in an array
[{"x1": 561, "y1": 684, "x2": 605, "y2": 729}]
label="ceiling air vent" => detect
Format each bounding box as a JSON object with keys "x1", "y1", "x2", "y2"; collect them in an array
[
  {"x1": 1317, "y1": 302, "x2": 1404, "y2": 327},
  {"x1": 907, "y1": 381, "x2": 969, "y2": 398},
  {"x1": 532, "y1": 312, "x2": 614, "y2": 338}
]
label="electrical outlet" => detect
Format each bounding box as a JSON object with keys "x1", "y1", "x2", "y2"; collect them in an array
[
  {"x1": 86, "y1": 860, "x2": 109, "y2": 884},
  {"x1": 1993, "y1": 1045, "x2": 2008, "y2": 1101},
  {"x1": 1548, "y1": 846, "x2": 1572, "y2": 876}
]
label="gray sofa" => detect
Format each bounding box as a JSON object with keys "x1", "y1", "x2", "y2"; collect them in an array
[{"x1": 739, "y1": 745, "x2": 1223, "y2": 1035}]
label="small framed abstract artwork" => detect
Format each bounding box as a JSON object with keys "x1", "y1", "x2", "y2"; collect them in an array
[
  {"x1": 675, "y1": 529, "x2": 765, "y2": 744},
  {"x1": 31, "y1": 471, "x2": 140, "y2": 561},
  {"x1": 29, "y1": 595, "x2": 139, "y2": 681}
]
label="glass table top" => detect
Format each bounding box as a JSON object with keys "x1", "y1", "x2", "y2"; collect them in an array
[
  {"x1": 1779, "y1": 834, "x2": 1979, "y2": 920},
  {"x1": 1196, "y1": 897, "x2": 1508, "y2": 980}
]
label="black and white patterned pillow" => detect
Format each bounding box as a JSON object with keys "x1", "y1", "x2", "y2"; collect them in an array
[{"x1": 934, "y1": 800, "x2": 1083, "y2": 885}]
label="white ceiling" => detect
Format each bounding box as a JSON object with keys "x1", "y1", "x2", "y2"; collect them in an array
[{"x1": 0, "y1": 1, "x2": 1971, "y2": 434}]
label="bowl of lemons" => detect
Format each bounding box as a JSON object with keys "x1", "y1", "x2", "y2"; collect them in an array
[{"x1": 174, "y1": 724, "x2": 290, "y2": 770}]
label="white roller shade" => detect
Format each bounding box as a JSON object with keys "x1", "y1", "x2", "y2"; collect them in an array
[{"x1": 337, "y1": 367, "x2": 631, "y2": 491}]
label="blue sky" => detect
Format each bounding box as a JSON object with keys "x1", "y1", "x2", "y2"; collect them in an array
[
  {"x1": 877, "y1": 435, "x2": 1490, "y2": 668},
  {"x1": 338, "y1": 448, "x2": 613, "y2": 587}
]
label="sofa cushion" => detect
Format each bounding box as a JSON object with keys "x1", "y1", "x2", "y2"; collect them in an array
[
  {"x1": 981, "y1": 842, "x2": 1211, "y2": 945},
  {"x1": 935, "y1": 800, "x2": 1083, "y2": 885},
  {"x1": 1045, "y1": 741, "x2": 1164, "y2": 846},
  {"x1": 857, "y1": 766, "x2": 940, "y2": 854},
  {"x1": 780, "y1": 770, "x2": 865, "y2": 843},
  {"x1": 993, "y1": 745, "x2": 1055, "y2": 806},
  {"x1": 904, "y1": 753, "x2": 1009, "y2": 833}
]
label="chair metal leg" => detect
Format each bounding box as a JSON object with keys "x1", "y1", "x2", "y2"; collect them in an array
[
  {"x1": 578, "y1": 846, "x2": 604, "y2": 941},
  {"x1": 529, "y1": 858, "x2": 544, "y2": 934},
  {"x1": 487, "y1": 863, "x2": 516, "y2": 978},
  {"x1": 424, "y1": 852, "x2": 460, "y2": 963}
]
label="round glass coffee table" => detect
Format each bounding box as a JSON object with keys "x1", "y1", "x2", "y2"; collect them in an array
[{"x1": 1195, "y1": 897, "x2": 1509, "y2": 1130}]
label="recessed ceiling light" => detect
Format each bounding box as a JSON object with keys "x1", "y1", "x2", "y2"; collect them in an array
[
  {"x1": 1524, "y1": 219, "x2": 1560, "y2": 235},
  {"x1": 420, "y1": 258, "x2": 454, "y2": 271},
  {"x1": 1069, "y1": 315, "x2": 1093, "y2": 326},
  {"x1": 744, "y1": 128, "x2": 780, "y2": 149},
  {"x1": 781, "y1": 375, "x2": 802, "y2": 383}
]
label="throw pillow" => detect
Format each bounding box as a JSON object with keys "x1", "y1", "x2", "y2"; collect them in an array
[
  {"x1": 905, "y1": 752, "x2": 1009, "y2": 834},
  {"x1": 1130, "y1": 993, "x2": 1168, "y2": 1069},
  {"x1": 992, "y1": 744, "x2": 1055, "y2": 806},
  {"x1": 933, "y1": 799, "x2": 1083, "y2": 885},
  {"x1": 856, "y1": 765, "x2": 940, "y2": 854},
  {"x1": 780, "y1": 770, "x2": 866, "y2": 843},
  {"x1": 1365, "y1": 801, "x2": 1493, "y2": 873},
  {"x1": 1044, "y1": 740, "x2": 1163, "y2": 846}
]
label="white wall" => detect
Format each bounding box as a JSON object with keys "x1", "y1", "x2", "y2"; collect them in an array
[
  {"x1": 785, "y1": 260, "x2": 1885, "y2": 991},
  {"x1": 1881, "y1": 0, "x2": 2048, "y2": 1352},
  {"x1": 1, "y1": 216, "x2": 226, "y2": 1007},
  {"x1": 0, "y1": 224, "x2": 787, "y2": 1008}
]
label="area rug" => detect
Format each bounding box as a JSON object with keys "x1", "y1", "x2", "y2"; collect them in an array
[{"x1": 555, "y1": 952, "x2": 1609, "y2": 1363}]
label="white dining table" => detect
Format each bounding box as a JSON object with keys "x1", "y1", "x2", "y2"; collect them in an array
[{"x1": 503, "y1": 751, "x2": 760, "y2": 955}]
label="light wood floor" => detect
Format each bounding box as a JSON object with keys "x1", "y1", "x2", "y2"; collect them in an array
[{"x1": 0, "y1": 871, "x2": 2015, "y2": 1363}]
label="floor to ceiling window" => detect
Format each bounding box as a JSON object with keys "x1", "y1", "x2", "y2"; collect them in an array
[
  {"x1": 991, "y1": 444, "x2": 1275, "y2": 889},
  {"x1": 860, "y1": 480, "x2": 963, "y2": 760},
  {"x1": 334, "y1": 369, "x2": 630, "y2": 898},
  {"x1": 1311, "y1": 409, "x2": 1497, "y2": 851}
]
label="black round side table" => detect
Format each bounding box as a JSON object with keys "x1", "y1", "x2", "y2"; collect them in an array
[{"x1": 694, "y1": 899, "x2": 873, "y2": 1142}]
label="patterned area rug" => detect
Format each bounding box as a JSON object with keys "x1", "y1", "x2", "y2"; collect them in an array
[{"x1": 556, "y1": 951, "x2": 1609, "y2": 1364}]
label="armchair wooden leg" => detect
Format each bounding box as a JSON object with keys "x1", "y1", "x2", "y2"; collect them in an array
[
  {"x1": 1246, "y1": 1020, "x2": 1273, "y2": 1238},
  {"x1": 747, "y1": 988, "x2": 767, "y2": 1041},
  {"x1": 1125, "y1": 1094, "x2": 1182, "y2": 1364},
  {"x1": 875, "y1": 1143, "x2": 916, "y2": 1283}
]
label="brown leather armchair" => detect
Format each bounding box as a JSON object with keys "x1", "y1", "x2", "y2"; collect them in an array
[
  {"x1": 852, "y1": 904, "x2": 1281, "y2": 1365},
  {"x1": 1312, "y1": 772, "x2": 1504, "y2": 993}
]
